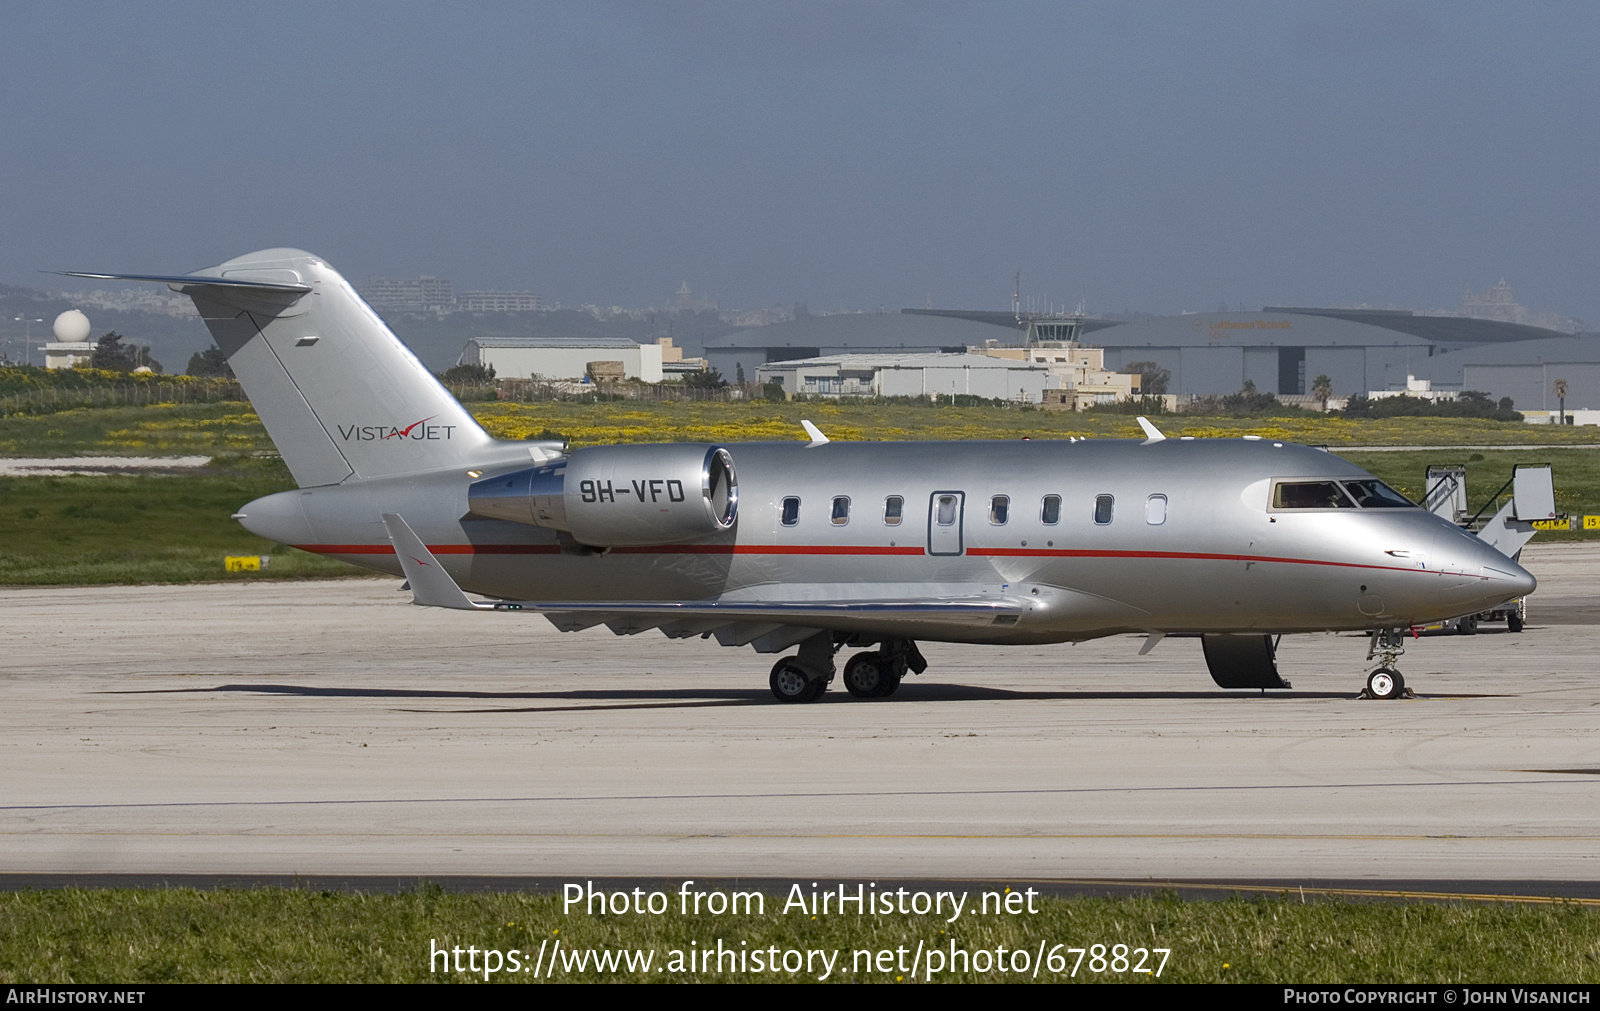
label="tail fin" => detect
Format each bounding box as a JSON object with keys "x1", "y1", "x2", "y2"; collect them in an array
[{"x1": 65, "y1": 249, "x2": 497, "y2": 487}]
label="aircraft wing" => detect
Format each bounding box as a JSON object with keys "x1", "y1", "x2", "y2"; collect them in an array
[{"x1": 381, "y1": 513, "x2": 1023, "y2": 649}]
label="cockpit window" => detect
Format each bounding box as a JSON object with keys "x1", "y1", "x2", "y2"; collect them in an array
[
  {"x1": 1273, "y1": 481, "x2": 1356, "y2": 509},
  {"x1": 1342, "y1": 480, "x2": 1416, "y2": 508}
]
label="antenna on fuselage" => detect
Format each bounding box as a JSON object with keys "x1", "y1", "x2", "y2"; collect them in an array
[
  {"x1": 800, "y1": 419, "x2": 830, "y2": 447},
  {"x1": 1136, "y1": 416, "x2": 1166, "y2": 441}
]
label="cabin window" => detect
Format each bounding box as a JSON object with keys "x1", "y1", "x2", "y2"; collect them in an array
[
  {"x1": 1094, "y1": 494, "x2": 1114, "y2": 525},
  {"x1": 781, "y1": 496, "x2": 801, "y2": 526},
  {"x1": 1041, "y1": 495, "x2": 1061, "y2": 525},
  {"x1": 990, "y1": 495, "x2": 1010, "y2": 525},
  {"x1": 1342, "y1": 480, "x2": 1416, "y2": 508},
  {"x1": 936, "y1": 494, "x2": 959, "y2": 526},
  {"x1": 884, "y1": 496, "x2": 904, "y2": 525},
  {"x1": 1273, "y1": 481, "x2": 1356, "y2": 509},
  {"x1": 1146, "y1": 494, "x2": 1168, "y2": 525},
  {"x1": 831, "y1": 496, "x2": 850, "y2": 525}
]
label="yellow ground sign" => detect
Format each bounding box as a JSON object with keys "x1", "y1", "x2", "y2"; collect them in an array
[
  {"x1": 1532, "y1": 520, "x2": 1568, "y2": 531},
  {"x1": 224, "y1": 555, "x2": 267, "y2": 572},
  {"x1": 1586, "y1": 516, "x2": 1600, "y2": 530}
]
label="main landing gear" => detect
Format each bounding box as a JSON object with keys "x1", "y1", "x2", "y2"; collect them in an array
[
  {"x1": 769, "y1": 658, "x2": 827, "y2": 703},
  {"x1": 1362, "y1": 628, "x2": 1414, "y2": 700},
  {"x1": 768, "y1": 637, "x2": 928, "y2": 703}
]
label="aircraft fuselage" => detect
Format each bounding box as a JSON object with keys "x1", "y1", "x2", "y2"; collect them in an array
[{"x1": 238, "y1": 436, "x2": 1532, "y2": 645}]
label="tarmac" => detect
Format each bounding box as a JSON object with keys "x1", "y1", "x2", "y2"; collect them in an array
[{"x1": 1, "y1": 542, "x2": 1596, "y2": 891}]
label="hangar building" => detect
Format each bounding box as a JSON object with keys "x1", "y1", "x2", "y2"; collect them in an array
[
  {"x1": 1082, "y1": 308, "x2": 1564, "y2": 401},
  {"x1": 704, "y1": 312, "x2": 1026, "y2": 383},
  {"x1": 463, "y1": 301, "x2": 1593, "y2": 411},
  {"x1": 706, "y1": 306, "x2": 1581, "y2": 405},
  {"x1": 1410, "y1": 334, "x2": 1600, "y2": 413}
]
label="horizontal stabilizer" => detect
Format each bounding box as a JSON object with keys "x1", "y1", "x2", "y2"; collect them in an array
[
  {"x1": 53, "y1": 270, "x2": 311, "y2": 293},
  {"x1": 65, "y1": 249, "x2": 511, "y2": 488}
]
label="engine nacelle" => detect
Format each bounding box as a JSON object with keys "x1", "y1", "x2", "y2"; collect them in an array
[{"x1": 468, "y1": 443, "x2": 738, "y2": 547}]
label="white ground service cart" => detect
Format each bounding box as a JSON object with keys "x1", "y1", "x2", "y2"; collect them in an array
[{"x1": 1419, "y1": 463, "x2": 1554, "y2": 634}]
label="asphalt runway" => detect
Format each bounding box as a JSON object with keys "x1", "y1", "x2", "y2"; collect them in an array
[{"x1": 2, "y1": 542, "x2": 1597, "y2": 888}]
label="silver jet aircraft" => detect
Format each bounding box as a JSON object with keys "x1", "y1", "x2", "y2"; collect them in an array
[{"x1": 68, "y1": 249, "x2": 1535, "y2": 702}]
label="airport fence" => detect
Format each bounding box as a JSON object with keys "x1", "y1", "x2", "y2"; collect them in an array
[{"x1": 0, "y1": 380, "x2": 246, "y2": 417}]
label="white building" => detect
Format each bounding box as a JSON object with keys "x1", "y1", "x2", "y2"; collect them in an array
[
  {"x1": 757, "y1": 352, "x2": 1051, "y2": 402},
  {"x1": 358, "y1": 276, "x2": 455, "y2": 313},
  {"x1": 461, "y1": 337, "x2": 664, "y2": 383},
  {"x1": 457, "y1": 291, "x2": 543, "y2": 312},
  {"x1": 1523, "y1": 409, "x2": 1600, "y2": 426},
  {"x1": 1367, "y1": 374, "x2": 1458, "y2": 402},
  {"x1": 969, "y1": 340, "x2": 1147, "y2": 411}
]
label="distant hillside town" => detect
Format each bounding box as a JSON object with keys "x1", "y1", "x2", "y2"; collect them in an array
[{"x1": 9, "y1": 273, "x2": 1598, "y2": 417}]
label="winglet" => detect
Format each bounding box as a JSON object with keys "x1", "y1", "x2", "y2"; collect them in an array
[
  {"x1": 1136, "y1": 416, "x2": 1166, "y2": 441},
  {"x1": 380, "y1": 513, "x2": 492, "y2": 610},
  {"x1": 800, "y1": 419, "x2": 830, "y2": 446}
]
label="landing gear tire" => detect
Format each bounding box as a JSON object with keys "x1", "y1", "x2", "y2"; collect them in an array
[
  {"x1": 1508, "y1": 612, "x2": 1524, "y2": 633},
  {"x1": 1366, "y1": 668, "x2": 1405, "y2": 700},
  {"x1": 1458, "y1": 614, "x2": 1478, "y2": 635},
  {"x1": 843, "y1": 652, "x2": 900, "y2": 699},
  {"x1": 770, "y1": 659, "x2": 826, "y2": 703}
]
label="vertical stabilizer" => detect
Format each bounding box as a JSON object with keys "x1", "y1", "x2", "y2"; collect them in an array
[{"x1": 131, "y1": 249, "x2": 496, "y2": 487}]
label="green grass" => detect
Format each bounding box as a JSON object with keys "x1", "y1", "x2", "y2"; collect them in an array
[
  {"x1": 0, "y1": 402, "x2": 276, "y2": 458},
  {"x1": 0, "y1": 470, "x2": 358, "y2": 585},
  {"x1": 0, "y1": 888, "x2": 1595, "y2": 983},
  {"x1": 465, "y1": 398, "x2": 1600, "y2": 449},
  {"x1": 4, "y1": 400, "x2": 1600, "y2": 460}
]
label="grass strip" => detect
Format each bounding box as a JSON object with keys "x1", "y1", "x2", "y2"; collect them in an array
[
  {"x1": 0, "y1": 473, "x2": 358, "y2": 585},
  {"x1": 5, "y1": 401, "x2": 1600, "y2": 460},
  {"x1": 0, "y1": 888, "x2": 1597, "y2": 983}
]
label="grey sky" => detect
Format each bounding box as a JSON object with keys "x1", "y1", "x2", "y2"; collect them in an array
[{"x1": 3, "y1": 1, "x2": 1596, "y2": 320}]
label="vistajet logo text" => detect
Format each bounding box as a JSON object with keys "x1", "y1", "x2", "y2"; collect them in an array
[{"x1": 338, "y1": 417, "x2": 456, "y2": 442}]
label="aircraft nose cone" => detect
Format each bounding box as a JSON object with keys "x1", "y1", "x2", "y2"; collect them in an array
[
  {"x1": 1482, "y1": 555, "x2": 1537, "y2": 599},
  {"x1": 1425, "y1": 525, "x2": 1536, "y2": 609},
  {"x1": 1449, "y1": 529, "x2": 1537, "y2": 601}
]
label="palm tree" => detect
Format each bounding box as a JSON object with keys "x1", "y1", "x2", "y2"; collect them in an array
[{"x1": 1312, "y1": 374, "x2": 1333, "y2": 412}]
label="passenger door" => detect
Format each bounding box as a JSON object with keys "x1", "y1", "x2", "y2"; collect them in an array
[{"x1": 927, "y1": 491, "x2": 965, "y2": 556}]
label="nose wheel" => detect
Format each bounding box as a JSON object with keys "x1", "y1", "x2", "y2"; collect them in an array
[
  {"x1": 1362, "y1": 629, "x2": 1414, "y2": 700},
  {"x1": 1365, "y1": 668, "x2": 1406, "y2": 700}
]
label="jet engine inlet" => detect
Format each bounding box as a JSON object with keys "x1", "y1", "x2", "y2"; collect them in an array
[{"x1": 468, "y1": 443, "x2": 738, "y2": 547}]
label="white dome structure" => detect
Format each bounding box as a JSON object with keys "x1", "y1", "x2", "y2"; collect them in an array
[{"x1": 53, "y1": 309, "x2": 91, "y2": 343}]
